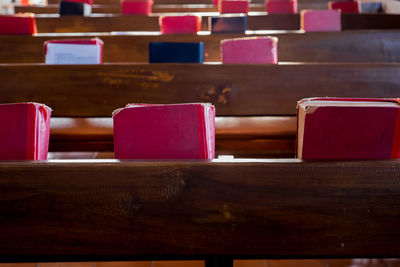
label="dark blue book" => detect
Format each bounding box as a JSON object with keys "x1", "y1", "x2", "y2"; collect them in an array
[
  {"x1": 360, "y1": 2, "x2": 383, "y2": 13},
  {"x1": 59, "y1": 0, "x2": 92, "y2": 16},
  {"x1": 149, "y1": 42, "x2": 204, "y2": 63},
  {"x1": 209, "y1": 15, "x2": 247, "y2": 34}
]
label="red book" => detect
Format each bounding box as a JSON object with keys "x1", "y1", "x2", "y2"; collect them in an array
[
  {"x1": 0, "y1": 103, "x2": 51, "y2": 160},
  {"x1": 121, "y1": 0, "x2": 153, "y2": 15},
  {"x1": 297, "y1": 98, "x2": 400, "y2": 159},
  {"x1": 219, "y1": 0, "x2": 249, "y2": 14},
  {"x1": 329, "y1": 1, "x2": 360, "y2": 13},
  {"x1": 0, "y1": 13, "x2": 37, "y2": 35},
  {"x1": 266, "y1": 0, "x2": 297, "y2": 14},
  {"x1": 113, "y1": 103, "x2": 215, "y2": 159},
  {"x1": 159, "y1": 15, "x2": 201, "y2": 34}
]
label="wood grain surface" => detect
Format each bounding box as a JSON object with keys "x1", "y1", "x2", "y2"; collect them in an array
[
  {"x1": 26, "y1": 14, "x2": 400, "y2": 33},
  {"x1": 15, "y1": 4, "x2": 265, "y2": 14},
  {"x1": 2, "y1": 31, "x2": 400, "y2": 63},
  {"x1": 0, "y1": 63, "x2": 399, "y2": 117},
  {"x1": 0, "y1": 159, "x2": 400, "y2": 260}
]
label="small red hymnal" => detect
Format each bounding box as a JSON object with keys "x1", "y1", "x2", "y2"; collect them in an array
[
  {"x1": 297, "y1": 97, "x2": 400, "y2": 159},
  {"x1": 159, "y1": 15, "x2": 202, "y2": 34},
  {"x1": 0, "y1": 103, "x2": 51, "y2": 160},
  {"x1": 113, "y1": 103, "x2": 215, "y2": 159},
  {"x1": 121, "y1": 0, "x2": 153, "y2": 15},
  {"x1": 0, "y1": 13, "x2": 37, "y2": 35},
  {"x1": 329, "y1": 1, "x2": 360, "y2": 13}
]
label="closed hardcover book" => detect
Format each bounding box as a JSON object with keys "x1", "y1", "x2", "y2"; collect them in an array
[
  {"x1": 0, "y1": 103, "x2": 51, "y2": 160},
  {"x1": 0, "y1": 13, "x2": 37, "y2": 35},
  {"x1": 44, "y1": 38, "x2": 103, "y2": 64},
  {"x1": 113, "y1": 103, "x2": 215, "y2": 159},
  {"x1": 121, "y1": 0, "x2": 153, "y2": 15},
  {"x1": 209, "y1": 15, "x2": 247, "y2": 33},
  {"x1": 328, "y1": 1, "x2": 360, "y2": 14},
  {"x1": 159, "y1": 15, "x2": 201, "y2": 34},
  {"x1": 149, "y1": 42, "x2": 204, "y2": 63},
  {"x1": 59, "y1": 0, "x2": 92, "y2": 16},
  {"x1": 266, "y1": 0, "x2": 297, "y2": 14},
  {"x1": 360, "y1": 2, "x2": 382, "y2": 13},
  {"x1": 219, "y1": 0, "x2": 249, "y2": 14},
  {"x1": 297, "y1": 98, "x2": 400, "y2": 160},
  {"x1": 301, "y1": 9, "x2": 341, "y2": 32},
  {"x1": 221, "y1": 36, "x2": 278, "y2": 64}
]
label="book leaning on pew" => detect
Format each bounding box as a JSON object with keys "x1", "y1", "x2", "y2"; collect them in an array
[
  {"x1": 0, "y1": 103, "x2": 51, "y2": 160},
  {"x1": 0, "y1": 13, "x2": 37, "y2": 35},
  {"x1": 297, "y1": 97, "x2": 400, "y2": 159},
  {"x1": 59, "y1": 0, "x2": 92, "y2": 16},
  {"x1": 113, "y1": 103, "x2": 215, "y2": 159},
  {"x1": 44, "y1": 38, "x2": 103, "y2": 65}
]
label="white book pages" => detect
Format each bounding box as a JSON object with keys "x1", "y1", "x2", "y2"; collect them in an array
[
  {"x1": 45, "y1": 43, "x2": 101, "y2": 65},
  {"x1": 84, "y1": 4, "x2": 92, "y2": 16}
]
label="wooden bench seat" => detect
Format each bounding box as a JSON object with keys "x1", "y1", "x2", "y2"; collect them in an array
[
  {"x1": 1, "y1": 31, "x2": 400, "y2": 63},
  {"x1": 15, "y1": 4, "x2": 266, "y2": 14},
  {"x1": 0, "y1": 159, "x2": 399, "y2": 263},
  {"x1": 26, "y1": 14, "x2": 400, "y2": 33}
]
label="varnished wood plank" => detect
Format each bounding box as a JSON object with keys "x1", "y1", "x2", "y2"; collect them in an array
[
  {"x1": 35, "y1": 15, "x2": 161, "y2": 32},
  {"x1": 15, "y1": 4, "x2": 265, "y2": 14},
  {"x1": 0, "y1": 159, "x2": 400, "y2": 260},
  {"x1": 49, "y1": 138, "x2": 295, "y2": 157},
  {"x1": 0, "y1": 63, "x2": 399, "y2": 117},
  {"x1": 1, "y1": 31, "x2": 400, "y2": 63},
  {"x1": 48, "y1": 117, "x2": 296, "y2": 156},
  {"x1": 29, "y1": 14, "x2": 400, "y2": 33},
  {"x1": 45, "y1": 0, "x2": 264, "y2": 5}
]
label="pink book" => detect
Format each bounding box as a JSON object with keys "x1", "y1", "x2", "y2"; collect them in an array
[
  {"x1": 266, "y1": 0, "x2": 297, "y2": 14},
  {"x1": 113, "y1": 103, "x2": 215, "y2": 159},
  {"x1": 301, "y1": 9, "x2": 341, "y2": 32},
  {"x1": 0, "y1": 13, "x2": 37, "y2": 35},
  {"x1": 159, "y1": 15, "x2": 202, "y2": 34},
  {"x1": 221, "y1": 36, "x2": 278, "y2": 64},
  {"x1": 219, "y1": 0, "x2": 249, "y2": 14},
  {"x1": 329, "y1": 1, "x2": 360, "y2": 13},
  {"x1": 121, "y1": 0, "x2": 153, "y2": 15},
  {"x1": 0, "y1": 103, "x2": 51, "y2": 160}
]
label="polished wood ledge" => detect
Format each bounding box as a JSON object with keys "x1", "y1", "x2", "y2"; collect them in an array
[
  {"x1": 0, "y1": 159, "x2": 400, "y2": 262},
  {"x1": 1, "y1": 31, "x2": 400, "y2": 63},
  {"x1": 49, "y1": 117, "x2": 297, "y2": 157},
  {"x1": 15, "y1": 4, "x2": 265, "y2": 14},
  {"x1": 25, "y1": 14, "x2": 400, "y2": 33},
  {"x1": 0, "y1": 63, "x2": 399, "y2": 117}
]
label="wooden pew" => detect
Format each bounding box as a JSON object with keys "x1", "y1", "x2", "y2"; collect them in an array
[
  {"x1": 28, "y1": 14, "x2": 400, "y2": 33},
  {"x1": 2, "y1": 30, "x2": 400, "y2": 63},
  {"x1": 15, "y1": 3, "x2": 265, "y2": 14},
  {"x1": 44, "y1": 0, "x2": 327, "y2": 6},
  {"x1": 1, "y1": 159, "x2": 400, "y2": 265},
  {"x1": 0, "y1": 63, "x2": 399, "y2": 156}
]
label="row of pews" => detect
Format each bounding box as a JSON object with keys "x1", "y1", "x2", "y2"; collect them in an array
[{"x1": 1, "y1": 0, "x2": 400, "y2": 266}]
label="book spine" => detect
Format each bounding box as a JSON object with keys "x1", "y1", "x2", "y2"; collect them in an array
[
  {"x1": 26, "y1": 103, "x2": 37, "y2": 160},
  {"x1": 391, "y1": 109, "x2": 400, "y2": 158}
]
